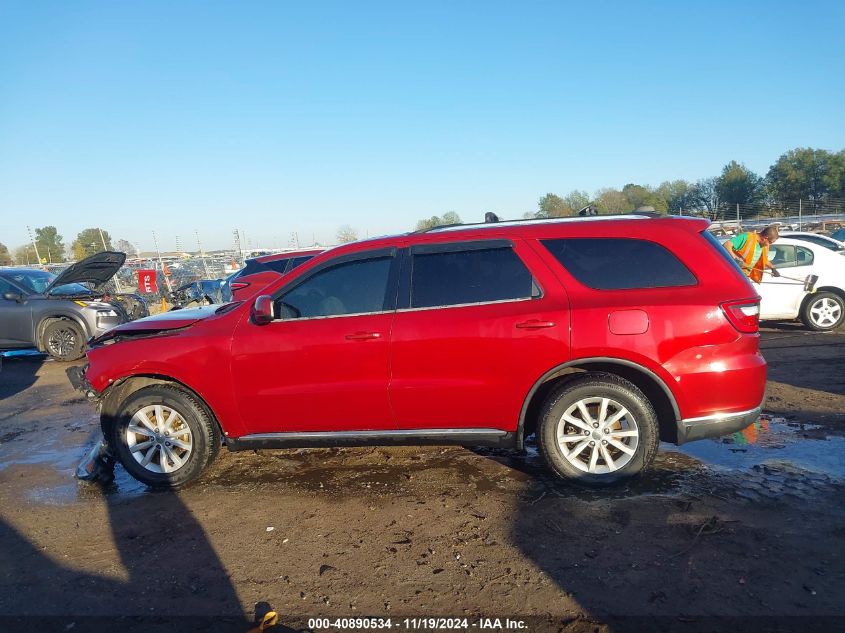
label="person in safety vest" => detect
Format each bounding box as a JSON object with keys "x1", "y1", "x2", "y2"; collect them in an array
[{"x1": 726, "y1": 225, "x2": 780, "y2": 283}]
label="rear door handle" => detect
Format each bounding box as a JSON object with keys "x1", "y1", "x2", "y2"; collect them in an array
[
  {"x1": 515, "y1": 320, "x2": 556, "y2": 329},
  {"x1": 345, "y1": 331, "x2": 381, "y2": 340}
]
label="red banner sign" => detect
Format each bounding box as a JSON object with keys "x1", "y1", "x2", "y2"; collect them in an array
[{"x1": 137, "y1": 269, "x2": 158, "y2": 294}]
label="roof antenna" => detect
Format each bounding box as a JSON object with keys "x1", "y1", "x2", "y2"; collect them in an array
[{"x1": 484, "y1": 212, "x2": 500, "y2": 223}]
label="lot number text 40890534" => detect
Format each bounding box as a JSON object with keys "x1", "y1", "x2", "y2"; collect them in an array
[{"x1": 307, "y1": 617, "x2": 528, "y2": 630}]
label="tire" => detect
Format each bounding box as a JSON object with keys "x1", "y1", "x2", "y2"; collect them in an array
[
  {"x1": 800, "y1": 291, "x2": 845, "y2": 331},
  {"x1": 537, "y1": 373, "x2": 659, "y2": 486},
  {"x1": 109, "y1": 385, "x2": 221, "y2": 488},
  {"x1": 41, "y1": 319, "x2": 86, "y2": 361}
]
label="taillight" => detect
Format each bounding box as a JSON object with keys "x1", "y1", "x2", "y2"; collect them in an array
[
  {"x1": 721, "y1": 299, "x2": 760, "y2": 333},
  {"x1": 230, "y1": 281, "x2": 249, "y2": 291}
]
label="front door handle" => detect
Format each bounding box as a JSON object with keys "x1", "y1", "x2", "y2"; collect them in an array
[
  {"x1": 345, "y1": 331, "x2": 381, "y2": 340},
  {"x1": 515, "y1": 320, "x2": 556, "y2": 329}
]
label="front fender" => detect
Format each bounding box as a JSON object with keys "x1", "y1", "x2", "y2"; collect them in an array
[{"x1": 84, "y1": 329, "x2": 244, "y2": 437}]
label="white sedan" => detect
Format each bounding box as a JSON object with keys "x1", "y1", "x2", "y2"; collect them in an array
[
  {"x1": 779, "y1": 231, "x2": 845, "y2": 255},
  {"x1": 754, "y1": 237, "x2": 845, "y2": 331}
]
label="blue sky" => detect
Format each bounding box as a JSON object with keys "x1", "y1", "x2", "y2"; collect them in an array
[{"x1": 1, "y1": 0, "x2": 844, "y2": 252}]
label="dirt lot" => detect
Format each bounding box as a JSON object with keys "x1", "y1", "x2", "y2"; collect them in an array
[{"x1": 1, "y1": 324, "x2": 844, "y2": 632}]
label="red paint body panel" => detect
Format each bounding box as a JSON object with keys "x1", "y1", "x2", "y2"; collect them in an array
[
  {"x1": 82, "y1": 217, "x2": 767, "y2": 443},
  {"x1": 230, "y1": 312, "x2": 394, "y2": 433},
  {"x1": 85, "y1": 309, "x2": 249, "y2": 437},
  {"x1": 389, "y1": 239, "x2": 569, "y2": 430},
  {"x1": 230, "y1": 270, "x2": 283, "y2": 303},
  {"x1": 608, "y1": 309, "x2": 649, "y2": 335}
]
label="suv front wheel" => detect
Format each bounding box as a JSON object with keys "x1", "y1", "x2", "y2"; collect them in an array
[
  {"x1": 110, "y1": 385, "x2": 220, "y2": 488},
  {"x1": 537, "y1": 373, "x2": 659, "y2": 485},
  {"x1": 42, "y1": 319, "x2": 86, "y2": 361}
]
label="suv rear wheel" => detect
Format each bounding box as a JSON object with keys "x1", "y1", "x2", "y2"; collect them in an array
[
  {"x1": 110, "y1": 385, "x2": 220, "y2": 488},
  {"x1": 537, "y1": 373, "x2": 659, "y2": 485},
  {"x1": 42, "y1": 319, "x2": 86, "y2": 361}
]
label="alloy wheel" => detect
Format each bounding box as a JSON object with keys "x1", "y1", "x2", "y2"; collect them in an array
[
  {"x1": 809, "y1": 296, "x2": 842, "y2": 329},
  {"x1": 47, "y1": 328, "x2": 77, "y2": 357},
  {"x1": 555, "y1": 397, "x2": 639, "y2": 474},
  {"x1": 126, "y1": 404, "x2": 193, "y2": 474}
]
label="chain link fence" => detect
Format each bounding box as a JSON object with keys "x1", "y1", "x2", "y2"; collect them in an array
[{"x1": 700, "y1": 198, "x2": 845, "y2": 235}]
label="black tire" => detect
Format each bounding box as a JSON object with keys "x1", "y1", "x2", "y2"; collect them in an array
[
  {"x1": 537, "y1": 373, "x2": 659, "y2": 486},
  {"x1": 109, "y1": 385, "x2": 220, "y2": 488},
  {"x1": 41, "y1": 319, "x2": 86, "y2": 361},
  {"x1": 800, "y1": 291, "x2": 845, "y2": 331}
]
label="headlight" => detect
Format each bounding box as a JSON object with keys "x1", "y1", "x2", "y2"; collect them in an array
[
  {"x1": 97, "y1": 310, "x2": 119, "y2": 318},
  {"x1": 75, "y1": 300, "x2": 112, "y2": 309}
]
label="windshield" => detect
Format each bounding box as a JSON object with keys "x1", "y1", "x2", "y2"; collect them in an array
[{"x1": 7, "y1": 270, "x2": 93, "y2": 295}]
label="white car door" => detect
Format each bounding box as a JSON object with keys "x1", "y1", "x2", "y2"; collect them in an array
[{"x1": 758, "y1": 244, "x2": 813, "y2": 319}]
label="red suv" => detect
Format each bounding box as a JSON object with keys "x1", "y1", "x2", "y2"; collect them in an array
[
  {"x1": 68, "y1": 215, "x2": 766, "y2": 487},
  {"x1": 226, "y1": 249, "x2": 322, "y2": 302}
]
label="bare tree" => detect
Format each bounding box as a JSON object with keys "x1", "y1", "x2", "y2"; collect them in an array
[
  {"x1": 336, "y1": 225, "x2": 358, "y2": 244},
  {"x1": 115, "y1": 239, "x2": 137, "y2": 256}
]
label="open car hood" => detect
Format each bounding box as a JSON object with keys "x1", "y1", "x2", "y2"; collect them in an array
[
  {"x1": 90, "y1": 305, "x2": 221, "y2": 345},
  {"x1": 47, "y1": 251, "x2": 126, "y2": 293}
]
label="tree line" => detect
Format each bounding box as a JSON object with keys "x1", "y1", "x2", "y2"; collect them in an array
[
  {"x1": 3, "y1": 146, "x2": 842, "y2": 265},
  {"x1": 409, "y1": 146, "x2": 845, "y2": 228},
  {"x1": 530, "y1": 147, "x2": 845, "y2": 220},
  {"x1": 1, "y1": 227, "x2": 136, "y2": 267}
]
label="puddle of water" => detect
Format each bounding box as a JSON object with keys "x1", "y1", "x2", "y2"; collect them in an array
[
  {"x1": 0, "y1": 429, "x2": 148, "y2": 504},
  {"x1": 669, "y1": 419, "x2": 845, "y2": 479},
  {"x1": 0, "y1": 349, "x2": 45, "y2": 358},
  {"x1": 476, "y1": 419, "x2": 845, "y2": 502},
  {"x1": 5, "y1": 414, "x2": 843, "y2": 505}
]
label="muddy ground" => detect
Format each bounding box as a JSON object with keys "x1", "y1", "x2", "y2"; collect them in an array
[{"x1": 1, "y1": 324, "x2": 844, "y2": 632}]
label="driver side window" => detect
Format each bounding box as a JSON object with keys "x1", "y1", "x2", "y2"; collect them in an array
[
  {"x1": 769, "y1": 245, "x2": 798, "y2": 269},
  {"x1": 276, "y1": 256, "x2": 393, "y2": 319}
]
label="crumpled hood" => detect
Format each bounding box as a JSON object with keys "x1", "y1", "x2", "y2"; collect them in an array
[
  {"x1": 47, "y1": 251, "x2": 126, "y2": 292},
  {"x1": 90, "y1": 304, "x2": 221, "y2": 344}
]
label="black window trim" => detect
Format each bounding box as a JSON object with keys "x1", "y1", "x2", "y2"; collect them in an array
[
  {"x1": 409, "y1": 238, "x2": 513, "y2": 255},
  {"x1": 397, "y1": 240, "x2": 543, "y2": 311},
  {"x1": 268, "y1": 247, "x2": 399, "y2": 321}
]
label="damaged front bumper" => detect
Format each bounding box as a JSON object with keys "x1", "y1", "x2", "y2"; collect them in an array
[
  {"x1": 67, "y1": 365, "x2": 115, "y2": 482},
  {"x1": 66, "y1": 365, "x2": 101, "y2": 403}
]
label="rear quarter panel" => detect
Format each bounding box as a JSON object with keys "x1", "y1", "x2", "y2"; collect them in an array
[{"x1": 525, "y1": 222, "x2": 766, "y2": 419}]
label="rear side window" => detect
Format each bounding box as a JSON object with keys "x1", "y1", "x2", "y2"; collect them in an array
[
  {"x1": 264, "y1": 258, "x2": 291, "y2": 274},
  {"x1": 795, "y1": 235, "x2": 835, "y2": 250},
  {"x1": 411, "y1": 247, "x2": 534, "y2": 308},
  {"x1": 288, "y1": 256, "x2": 313, "y2": 271},
  {"x1": 541, "y1": 238, "x2": 696, "y2": 290},
  {"x1": 240, "y1": 259, "x2": 268, "y2": 277}
]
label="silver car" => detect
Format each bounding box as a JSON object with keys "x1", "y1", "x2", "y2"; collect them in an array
[{"x1": 0, "y1": 252, "x2": 148, "y2": 361}]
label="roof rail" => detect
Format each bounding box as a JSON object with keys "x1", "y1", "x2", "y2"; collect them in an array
[{"x1": 412, "y1": 212, "x2": 663, "y2": 234}]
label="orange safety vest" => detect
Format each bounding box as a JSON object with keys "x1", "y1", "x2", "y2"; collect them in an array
[{"x1": 734, "y1": 232, "x2": 768, "y2": 283}]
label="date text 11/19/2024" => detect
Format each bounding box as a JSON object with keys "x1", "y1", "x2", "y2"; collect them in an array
[{"x1": 307, "y1": 617, "x2": 528, "y2": 630}]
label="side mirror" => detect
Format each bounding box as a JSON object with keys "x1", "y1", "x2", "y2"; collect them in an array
[
  {"x1": 3, "y1": 291, "x2": 23, "y2": 303},
  {"x1": 251, "y1": 295, "x2": 274, "y2": 325}
]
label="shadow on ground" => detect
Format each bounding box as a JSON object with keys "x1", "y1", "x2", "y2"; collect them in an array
[
  {"x1": 0, "y1": 355, "x2": 44, "y2": 402},
  {"x1": 0, "y1": 484, "x2": 249, "y2": 632}
]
